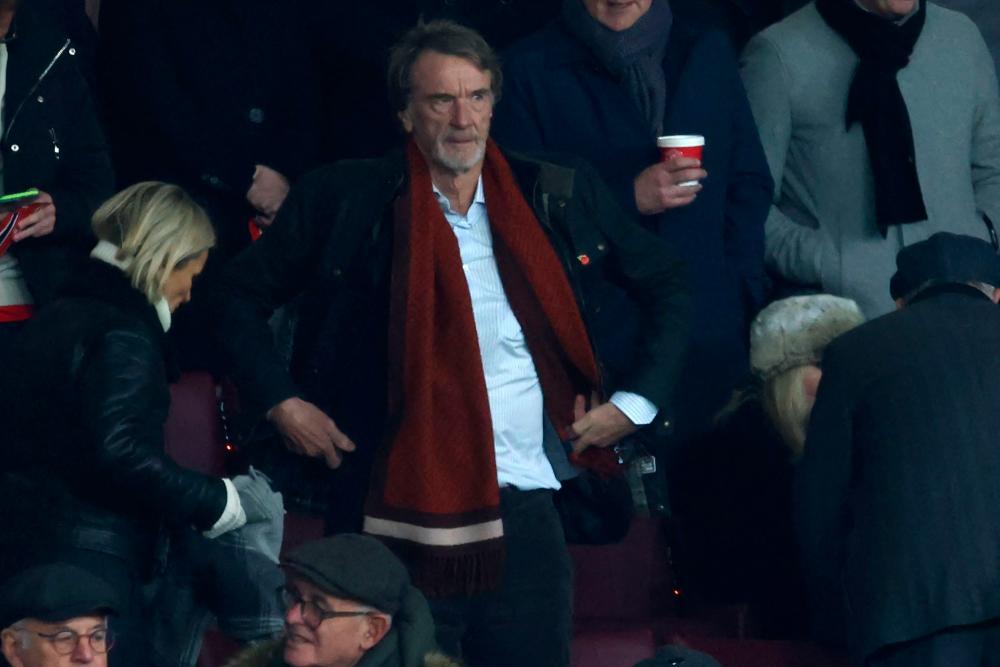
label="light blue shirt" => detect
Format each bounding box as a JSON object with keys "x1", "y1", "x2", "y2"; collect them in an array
[{"x1": 433, "y1": 177, "x2": 657, "y2": 490}]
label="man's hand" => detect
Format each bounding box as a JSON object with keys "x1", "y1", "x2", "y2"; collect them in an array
[
  {"x1": 266, "y1": 397, "x2": 356, "y2": 469},
  {"x1": 12, "y1": 191, "x2": 55, "y2": 242},
  {"x1": 246, "y1": 164, "x2": 290, "y2": 223},
  {"x1": 570, "y1": 394, "x2": 638, "y2": 454},
  {"x1": 634, "y1": 155, "x2": 707, "y2": 216}
]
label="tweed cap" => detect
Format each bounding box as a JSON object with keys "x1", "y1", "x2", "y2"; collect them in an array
[
  {"x1": 890, "y1": 232, "x2": 1000, "y2": 300},
  {"x1": 750, "y1": 295, "x2": 864, "y2": 381},
  {"x1": 282, "y1": 534, "x2": 411, "y2": 615},
  {"x1": 0, "y1": 563, "x2": 118, "y2": 628}
]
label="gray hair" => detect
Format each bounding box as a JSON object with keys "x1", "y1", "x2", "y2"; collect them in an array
[
  {"x1": 386, "y1": 19, "x2": 502, "y2": 113},
  {"x1": 91, "y1": 182, "x2": 214, "y2": 304}
]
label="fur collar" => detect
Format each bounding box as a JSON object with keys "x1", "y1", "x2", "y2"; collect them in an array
[{"x1": 221, "y1": 639, "x2": 463, "y2": 667}]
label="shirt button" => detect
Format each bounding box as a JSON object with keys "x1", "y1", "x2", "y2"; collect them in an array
[
  {"x1": 248, "y1": 107, "x2": 264, "y2": 124},
  {"x1": 10, "y1": 144, "x2": 19, "y2": 152},
  {"x1": 462, "y1": 264, "x2": 469, "y2": 271},
  {"x1": 663, "y1": 419, "x2": 671, "y2": 428}
]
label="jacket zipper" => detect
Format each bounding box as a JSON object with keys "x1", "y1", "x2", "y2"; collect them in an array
[{"x1": 4, "y1": 39, "x2": 70, "y2": 143}]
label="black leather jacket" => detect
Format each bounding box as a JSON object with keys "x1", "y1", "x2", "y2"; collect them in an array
[
  {"x1": 4, "y1": 4, "x2": 115, "y2": 305},
  {"x1": 1, "y1": 260, "x2": 225, "y2": 569}
]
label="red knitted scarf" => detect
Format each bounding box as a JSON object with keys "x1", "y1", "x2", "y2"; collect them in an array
[{"x1": 363, "y1": 140, "x2": 601, "y2": 596}]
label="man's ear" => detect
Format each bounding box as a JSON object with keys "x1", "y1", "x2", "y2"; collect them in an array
[
  {"x1": 360, "y1": 614, "x2": 392, "y2": 650},
  {"x1": 398, "y1": 107, "x2": 414, "y2": 134},
  {"x1": 2, "y1": 628, "x2": 25, "y2": 667}
]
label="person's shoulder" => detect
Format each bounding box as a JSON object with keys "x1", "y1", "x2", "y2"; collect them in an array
[
  {"x1": 292, "y1": 152, "x2": 406, "y2": 207},
  {"x1": 746, "y1": 2, "x2": 824, "y2": 53},
  {"x1": 502, "y1": 20, "x2": 583, "y2": 75},
  {"x1": 926, "y1": 1, "x2": 980, "y2": 33}
]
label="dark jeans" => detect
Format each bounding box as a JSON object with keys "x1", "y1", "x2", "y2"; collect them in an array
[
  {"x1": 867, "y1": 618, "x2": 1000, "y2": 667},
  {"x1": 428, "y1": 487, "x2": 572, "y2": 667}
]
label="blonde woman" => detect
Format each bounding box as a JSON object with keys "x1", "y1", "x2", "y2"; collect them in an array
[
  {"x1": 672, "y1": 294, "x2": 863, "y2": 637},
  {"x1": 0, "y1": 182, "x2": 261, "y2": 664}
]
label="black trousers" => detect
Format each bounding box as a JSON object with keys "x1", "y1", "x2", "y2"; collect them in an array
[
  {"x1": 866, "y1": 618, "x2": 1000, "y2": 667},
  {"x1": 428, "y1": 487, "x2": 573, "y2": 667}
]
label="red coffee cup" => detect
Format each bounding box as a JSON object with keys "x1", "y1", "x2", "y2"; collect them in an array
[{"x1": 657, "y1": 134, "x2": 705, "y2": 186}]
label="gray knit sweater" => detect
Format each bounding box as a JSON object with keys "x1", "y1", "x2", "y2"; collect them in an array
[{"x1": 741, "y1": 2, "x2": 1000, "y2": 316}]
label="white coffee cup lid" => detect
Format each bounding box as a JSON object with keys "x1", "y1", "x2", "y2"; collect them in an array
[{"x1": 657, "y1": 134, "x2": 705, "y2": 148}]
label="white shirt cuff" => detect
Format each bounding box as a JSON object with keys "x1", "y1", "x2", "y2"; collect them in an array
[
  {"x1": 203, "y1": 478, "x2": 247, "y2": 539},
  {"x1": 609, "y1": 391, "x2": 658, "y2": 426}
]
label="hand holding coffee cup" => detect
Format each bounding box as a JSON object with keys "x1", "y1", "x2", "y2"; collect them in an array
[
  {"x1": 634, "y1": 135, "x2": 708, "y2": 215},
  {"x1": 658, "y1": 135, "x2": 705, "y2": 186}
]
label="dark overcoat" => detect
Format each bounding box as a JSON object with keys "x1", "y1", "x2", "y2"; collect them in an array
[
  {"x1": 798, "y1": 285, "x2": 1000, "y2": 659},
  {"x1": 493, "y1": 18, "x2": 773, "y2": 441}
]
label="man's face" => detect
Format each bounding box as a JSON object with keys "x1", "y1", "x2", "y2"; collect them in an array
[
  {"x1": 399, "y1": 51, "x2": 494, "y2": 179},
  {"x1": 1, "y1": 616, "x2": 109, "y2": 667},
  {"x1": 282, "y1": 577, "x2": 375, "y2": 667},
  {"x1": 856, "y1": 0, "x2": 918, "y2": 19},
  {"x1": 582, "y1": 0, "x2": 653, "y2": 32}
]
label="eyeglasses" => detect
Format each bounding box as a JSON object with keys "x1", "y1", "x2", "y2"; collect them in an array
[
  {"x1": 278, "y1": 586, "x2": 373, "y2": 630},
  {"x1": 18, "y1": 627, "x2": 115, "y2": 655}
]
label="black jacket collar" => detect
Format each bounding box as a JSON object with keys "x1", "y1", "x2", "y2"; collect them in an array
[{"x1": 60, "y1": 259, "x2": 176, "y2": 373}]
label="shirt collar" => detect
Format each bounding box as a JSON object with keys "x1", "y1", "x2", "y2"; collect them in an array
[{"x1": 432, "y1": 176, "x2": 486, "y2": 218}]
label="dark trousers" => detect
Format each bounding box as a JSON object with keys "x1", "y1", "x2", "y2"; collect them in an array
[
  {"x1": 866, "y1": 618, "x2": 1000, "y2": 667},
  {"x1": 428, "y1": 487, "x2": 572, "y2": 667}
]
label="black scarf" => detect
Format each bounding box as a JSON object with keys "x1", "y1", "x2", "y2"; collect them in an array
[
  {"x1": 562, "y1": 0, "x2": 672, "y2": 135},
  {"x1": 816, "y1": 0, "x2": 928, "y2": 236}
]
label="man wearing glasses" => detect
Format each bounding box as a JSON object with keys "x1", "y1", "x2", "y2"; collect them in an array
[
  {"x1": 226, "y1": 534, "x2": 454, "y2": 667},
  {"x1": 0, "y1": 563, "x2": 117, "y2": 667}
]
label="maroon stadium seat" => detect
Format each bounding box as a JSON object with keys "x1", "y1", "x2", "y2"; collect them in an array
[{"x1": 572, "y1": 628, "x2": 656, "y2": 667}]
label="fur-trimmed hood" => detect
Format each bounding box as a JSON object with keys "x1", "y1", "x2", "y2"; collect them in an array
[{"x1": 222, "y1": 639, "x2": 462, "y2": 667}]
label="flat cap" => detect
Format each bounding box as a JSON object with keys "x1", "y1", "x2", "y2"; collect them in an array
[
  {"x1": 751, "y1": 295, "x2": 864, "y2": 381},
  {"x1": 0, "y1": 563, "x2": 118, "y2": 628},
  {"x1": 282, "y1": 534, "x2": 411, "y2": 615},
  {"x1": 890, "y1": 232, "x2": 1000, "y2": 300}
]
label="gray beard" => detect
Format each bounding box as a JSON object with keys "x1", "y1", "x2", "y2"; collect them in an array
[{"x1": 433, "y1": 140, "x2": 486, "y2": 175}]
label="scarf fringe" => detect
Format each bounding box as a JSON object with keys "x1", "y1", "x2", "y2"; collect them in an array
[{"x1": 403, "y1": 540, "x2": 506, "y2": 598}]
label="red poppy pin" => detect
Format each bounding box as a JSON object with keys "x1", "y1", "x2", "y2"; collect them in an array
[{"x1": 577, "y1": 254, "x2": 590, "y2": 266}]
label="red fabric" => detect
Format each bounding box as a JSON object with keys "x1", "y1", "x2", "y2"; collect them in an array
[
  {"x1": 0, "y1": 304, "x2": 33, "y2": 322},
  {"x1": 365, "y1": 139, "x2": 600, "y2": 596}
]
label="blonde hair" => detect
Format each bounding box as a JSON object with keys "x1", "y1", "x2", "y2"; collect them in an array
[
  {"x1": 92, "y1": 182, "x2": 214, "y2": 303},
  {"x1": 760, "y1": 365, "x2": 814, "y2": 460}
]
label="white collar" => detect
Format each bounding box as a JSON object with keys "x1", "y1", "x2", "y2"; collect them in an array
[
  {"x1": 90, "y1": 240, "x2": 172, "y2": 332},
  {"x1": 432, "y1": 176, "x2": 486, "y2": 214}
]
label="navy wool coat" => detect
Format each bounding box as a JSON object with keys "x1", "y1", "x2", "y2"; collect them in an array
[{"x1": 494, "y1": 19, "x2": 773, "y2": 441}]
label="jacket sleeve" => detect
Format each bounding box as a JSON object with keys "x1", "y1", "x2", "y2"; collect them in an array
[
  {"x1": 793, "y1": 341, "x2": 853, "y2": 646},
  {"x1": 212, "y1": 169, "x2": 329, "y2": 418},
  {"x1": 968, "y1": 17, "x2": 1000, "y2": 225},
  {"x1": 741, "y1": 33, "x2": 833, "y2": 287},
  {"x1": 717, "y1": 34, "x2": 772, "y2": 315},
  {"x1": 574, "y1": 160, "x2": 692, "y2": 411},
  {"x1": 78, "y1": 329, "x2": 227, "y2": 531},
  {"x1": 45, "y1": 44, "x2": 115, "y2": 243}
]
